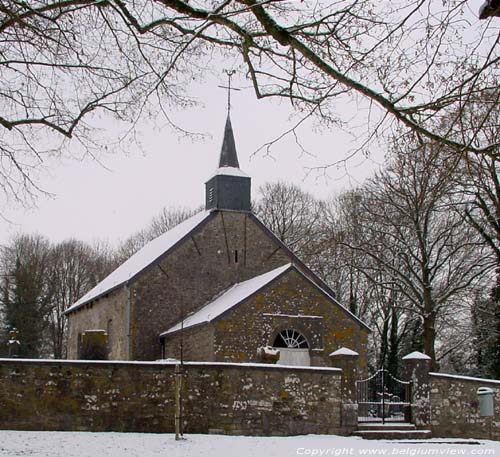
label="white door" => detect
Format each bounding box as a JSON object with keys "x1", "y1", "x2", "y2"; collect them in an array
[{"x1": 276, "y1": 348, "x2": 311, "y2": 366}]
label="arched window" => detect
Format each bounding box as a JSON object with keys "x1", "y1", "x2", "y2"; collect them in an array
[{"x1": 273, "y1": 329, "x2": 309, "y2": 349}]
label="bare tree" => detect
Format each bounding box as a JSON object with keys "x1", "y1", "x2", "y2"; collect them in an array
[
  {"x1": 117, "y1": 206, "x2": 197, "y2": 260},
  {"x1": 344, "y1": 144, "x2": 491, "y2": 366},
  {"x1": 322, "y1": 189, "x2": 412, "y2": 373},
  {"x1": 47, "y1": 239, "x2": 115, "y2": 358},
  {"x1": 254, "y1": 181, "x2": 323, "y2": 259},
  {"x1": 0, "y1": 235, "x2": 115, "y2": 358},
  {"x1": 1, "y1": 1, "x2": 498, "y2": 205},
  {"x1": 450, "y1": 93, "x2": 500, "y2": 377}
]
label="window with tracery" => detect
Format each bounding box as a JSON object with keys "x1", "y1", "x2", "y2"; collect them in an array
[{"x1": 273, "y1": 329, "x2": 309, "y2": 349}]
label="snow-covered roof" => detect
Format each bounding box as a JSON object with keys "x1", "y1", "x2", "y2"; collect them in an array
[
  {"x1": 329, "y1": 347, "x2": 359, "y2": 357},
  {"x1": 402, "y1": 351, "x2": 431, "y2": 360},
  {"x1": 161, "y1": 263, "x2": 292, "y2": 336},
  {"x1": 65, "y1": 210, "x2": 212, "y2": 314},
  {"x1": 207, "y1": 166, "x2": 250, "y2": 180}
]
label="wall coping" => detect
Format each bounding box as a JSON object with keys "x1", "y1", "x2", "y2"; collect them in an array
[
  {"x1": 430, "y1": 372, "x2": 500, "y2": 385},
  {"x1": 0, "y1": 358, "x2": 342, "y2": 374}
]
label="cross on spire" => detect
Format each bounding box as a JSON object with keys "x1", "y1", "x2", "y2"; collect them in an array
[{"x1": 218, "y1": 70, "x2": 241, "y2": 114}]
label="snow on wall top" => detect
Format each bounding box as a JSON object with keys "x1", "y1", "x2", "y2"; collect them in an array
[
  {"x1": 402, "y1": 351, "x2": 431, "y2": 360},
  {"x1": 161, "y1": 263, "x2": 292, "y2": 336},
  {"x1": 430, "y1": 372, "x2": 500, "y2": 385},
  {"x1": 65, "y1": 210, "x2": 211, "y2": 314}
]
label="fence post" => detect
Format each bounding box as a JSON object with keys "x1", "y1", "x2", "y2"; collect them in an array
[
  {"x1": 329, "y1": 347, "x2": 359, "y2": 433},
  {"x1": 402, "y1": 351, "x2": 431, "y2": 429}
]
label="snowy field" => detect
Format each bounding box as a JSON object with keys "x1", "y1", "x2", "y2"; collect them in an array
[{"x1": 0, "y1": 431, "x2": 498, "y2": 457}]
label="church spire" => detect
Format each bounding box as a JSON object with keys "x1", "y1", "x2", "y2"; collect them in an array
[
  {"x1": 219, "y1": 115, "x2": 240, "y2": 169},
  {"x1": 205, "y1": 115, "x2": 251, "y2": 212}
]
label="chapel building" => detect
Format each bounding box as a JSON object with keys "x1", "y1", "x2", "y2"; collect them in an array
[{"x1": 65, "y1": 116, "x2": 370, "y2": 367}]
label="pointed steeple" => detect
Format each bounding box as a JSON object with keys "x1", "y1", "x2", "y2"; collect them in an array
[
  {"x1": 219, "y1": 115, "x2": 240, "y2": 168},
  {"x1": 205, "y1": 116, "x2": 251, "y2": 212}
]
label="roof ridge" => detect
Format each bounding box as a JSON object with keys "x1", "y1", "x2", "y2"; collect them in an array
[
  {"x1": 161, "y1": 263, "x2": 292, "y2": 336},
  {"x1": 65, "y1": 210, "x2": 213, "y2": 315}
]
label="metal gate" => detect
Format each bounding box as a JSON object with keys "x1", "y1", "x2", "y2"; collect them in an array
[{"x1": 356, "y1": 368, "x2": 412, "y2": 423}]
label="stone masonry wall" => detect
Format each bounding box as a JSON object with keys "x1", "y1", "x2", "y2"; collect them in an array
[
  {"x1": 212, "y1": 269, "x2": 368, "y2": 367},
  {"x1": 163, "y1": 269, "x2": 368, "y2": 369},
  {"x1": 67, "y1": 286, "x2": 129, "y2": 360},
  {"x1": 129, "y1": 211, "x2": 293, "y2": 360},
  {"x1": 0, "y1": 359, "x2": 343, "y2": 436},
  {"x1": 430, "y1": 373, "x2": 500, "y2": 440},
  {"x1": 164, "y1": 324, "x2": 215, "y2": 361}
]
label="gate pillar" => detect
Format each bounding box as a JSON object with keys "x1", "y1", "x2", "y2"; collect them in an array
[
  {"x1": 329, "y1": 347, "x2": 359, "y2": 433},
  {"x1": 403, "y1": 351, "x2": 431, "y2": 428}
]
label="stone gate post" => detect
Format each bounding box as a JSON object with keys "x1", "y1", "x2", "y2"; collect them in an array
[
  {"x1": 329, "y1": 347, "x2": 359, "y2": 434},
  {"x1": 402, "y1": 351, "x2": 431, "y2": 429}
]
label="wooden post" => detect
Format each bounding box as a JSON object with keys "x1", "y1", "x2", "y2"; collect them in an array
[{"x1": 174, "y1": 363, "x2": 183, "y2": 440}]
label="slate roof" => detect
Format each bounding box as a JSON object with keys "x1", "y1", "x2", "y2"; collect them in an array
[
  {"x1": 161, "y1": 263, "x2": 292, "y2": 336},
  {"x1": 161, "y1": 262, "x2": 370, "y2": 336},
  {"x1": 64, "y1": 210, "x2": 212, "y2": 314},
  {"x1": 65, "y1": 211, "x2": 369, "y2": 331},
  {"x1": 218, "y1": 115, "x2": 239, "y2": 168}
]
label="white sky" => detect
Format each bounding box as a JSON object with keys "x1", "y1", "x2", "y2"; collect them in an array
[
  {"x1": 0, "y1": 73, "x2": 385, "y2": 248},
  {"x1": 0, "y1": 0, "x2": 490, "y2": 249}
]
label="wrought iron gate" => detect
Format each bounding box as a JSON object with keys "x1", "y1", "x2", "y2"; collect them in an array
[{"x1": 356, "y1": 369, "x2": 412, "y2": 423}]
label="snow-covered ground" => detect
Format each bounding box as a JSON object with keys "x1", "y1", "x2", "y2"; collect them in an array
[{"x1": 0, "y1": 431, "x2": 498, "y2": 457}]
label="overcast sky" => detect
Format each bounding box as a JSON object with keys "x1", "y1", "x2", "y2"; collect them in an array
[
  {"x1": 0, "y1": 72, "x2": 386, "y2": 249},
  {"x1": 0, "y1": 0, "x2": 491, "y2": 250}
]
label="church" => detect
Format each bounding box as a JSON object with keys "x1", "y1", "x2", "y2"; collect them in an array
[{"x1": 64, "y1": 116, "x2": 370, "y2": 367}]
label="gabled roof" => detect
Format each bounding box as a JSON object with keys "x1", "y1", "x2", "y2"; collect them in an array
[
  {"x1": 65, "y1": 208, "x2": 370, "y2": 332},
  {"x1": 248, "y1": 212, "x2": 371, "y2": 331},
  {"x1": 161, "y1": 263, "x2": 292, "y2": 336},
  {"x1": 161, "y1": 261, "x2": 370, "y2": 337},
  {"x1": 64, "y1": 210, "x2": 212, "y2": 314}
]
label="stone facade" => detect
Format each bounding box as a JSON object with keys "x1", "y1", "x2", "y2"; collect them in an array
[
  {"x1": 429, "y1": 373, "x2": 500, "y2": 440},
  {"x1": 67, "y1": 286, "x2": 129, "y2": 360},
  {"x1": 2, "y1": 357, "x2": 498, "y2": 438},
  {"x1": 164, "y1": 268, "x2": 368, "y2": 368},
  {"x1": 130, "y1": 211, "x2": 292, "y2": 360},
  {"x1": 65, "y1": 114, "x2": 369, "y2": 377},
  {"x1": 66, "y1": 210, "x2": 369, "y2": 367},
  {"x1": 0, "y1": 359, "x2": 343, "y2": 436}
]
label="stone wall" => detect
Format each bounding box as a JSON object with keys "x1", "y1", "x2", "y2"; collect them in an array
[
  {"x1": 130, "y1": 211, "x2": 294, "y2": 360},
  {"x1": 430, "y1": 373, "x2": 500, "y2": 440},
  {"x1": 67, "y1": 286, "x2": 129, "y2": 360},
  {"x1": 65, "y1": 210, "x2": 368, "y2": 364},
  {"x1": 0, "y1": 359, "x2": 343, "y2": 436},
  {"x1": 164, "y1": 324, "x2": 215, "y2": 361},
  {"x1": 164, "y1": 268, "x2": 368, "y2": 368}
]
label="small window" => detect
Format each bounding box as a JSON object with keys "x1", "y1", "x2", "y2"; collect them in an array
[
  {"x1": 273, "y1": 329, "x2": 309, "y2": 349},
  {"x1": 234, "y1": 249, "x2": 238, "y2": 263},
  {"x1": 209, "y1": 187, "x2": 215, "y2": 203}
]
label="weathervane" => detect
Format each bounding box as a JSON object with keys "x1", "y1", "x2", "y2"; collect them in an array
[{"x1": 218, "y1": 70, "x2": 241, "y2": 114}]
